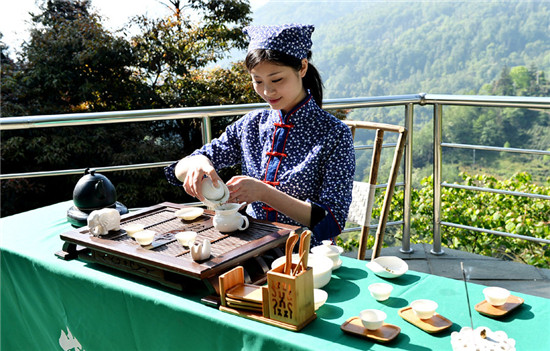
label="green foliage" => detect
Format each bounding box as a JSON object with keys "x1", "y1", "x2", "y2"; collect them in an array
[
  {"x1": 342, "y1": 172, "x2": 550, "y2": 268},
  {"x1": 0, "y1": 0, "x2": 254, "y2": 217}
]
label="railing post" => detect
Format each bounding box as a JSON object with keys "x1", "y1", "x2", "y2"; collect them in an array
[
  {"x1": 201, "y1": 116, "x2": 213, "y2": 144},
  {"x1": 432, "y1": 104, "x2": 444, "y2": 255},
  {"x1": 400, "y1": 103, "x2": 414, "y2": 254}
]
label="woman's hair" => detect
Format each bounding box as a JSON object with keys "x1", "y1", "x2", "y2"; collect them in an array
[{"x1": 245, "y1": 49, "x2": 324, "y2": 107}]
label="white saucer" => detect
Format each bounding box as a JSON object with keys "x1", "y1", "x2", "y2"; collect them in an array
[{"x1": 332, "y1": 259, "x2": 343, "y2": 270}]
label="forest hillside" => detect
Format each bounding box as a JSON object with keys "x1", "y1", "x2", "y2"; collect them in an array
[
  {"x1": 253, "y1": 0, "x2": 549, "y2": 186},
  {"x1": 253, "y1": 0, "x2": 550, "y2": 98}
]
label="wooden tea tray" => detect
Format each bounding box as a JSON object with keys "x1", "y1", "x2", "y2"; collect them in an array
[
  {"x1": 475, "y1": 295, "x2": 524, "y2": 317},
  {"x1": 341, "y1": 317, "x2": 400, "y2": 343},
  {"x1": 57, "y1": 202, "x2": 299, "y2": 294},
  {"x1": 398, "y1": 306, "x2": 452, "y2": 334}
]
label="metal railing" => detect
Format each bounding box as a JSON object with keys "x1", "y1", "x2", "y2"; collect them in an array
[{"x1": 2, "y1": 93, "x2": 550, "y2": 252}]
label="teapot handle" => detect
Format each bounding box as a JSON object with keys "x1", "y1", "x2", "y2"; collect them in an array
[{"x1": 239, "y1": 215, "x2": 249, "y2": 231}]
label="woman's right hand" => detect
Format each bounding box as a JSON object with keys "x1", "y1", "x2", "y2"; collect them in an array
[{"x1": 175, "y1": 155, "x2": 222, "y2": 201}]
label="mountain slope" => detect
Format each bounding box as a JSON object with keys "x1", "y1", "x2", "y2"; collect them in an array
[{"x1": 254, "y1": 0, "x2": 550, "y2": 98}]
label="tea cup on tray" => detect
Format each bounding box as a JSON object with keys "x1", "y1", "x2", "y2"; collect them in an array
[
  {"x1": 175, "y1": 231, "x2": 197, "y2": 247},
  {"x1": 411, "y1": 299, "x2": 438, "y2": 319},
  {"x1": 483, "y1": 287, "x2": 510, "y2": 306},
  {"x1": 359, "y1": 309, "x2": 387, "y2": 330},
  {"x1": 133, "y1": 230, "x2": 156, "y2": 246}
]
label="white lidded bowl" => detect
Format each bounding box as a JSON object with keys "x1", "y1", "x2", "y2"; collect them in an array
[
  {"x1": 271, "y1": 253, "x2": 333, "y2": 289},
  {"x1": 311, "y1": 240, "x2": 343, "y2": 269},
  {"x1": 483, "y1": 287, "x2": 510, "y2": 306},
  {"x1": 133, "y1": 230, "x2": 156, "y2": 246},
  {"x1": 366, "y1": 256, "x2": 408, "y2": 278},
  {"x1": 123, "y1": 223, "x2": 145, "y2": 237},
  {"x1": 175, "y1": 231, "x2": 197, "y2": 247},
  {"x1": 201, "y1": 179, "x2": 230, "y2": 208},
  {"x1": 314, "y1": 289, "x2": 328, "y2": 310},
  {"x1": 368, "y1": 282, "x2": 393, "y2": 301},
  {"x1": 174, "y1": 207, "x2": 204, "y2": 221},
  {"x1": 201, "y1": 178, "x2": 225, "y2": 200},
  {"x1": 359, "y1": 309, "x2": 387, "y2": 330},
  {"x1": 411, "y1": 299, "x2": 438, "y2": 319}
]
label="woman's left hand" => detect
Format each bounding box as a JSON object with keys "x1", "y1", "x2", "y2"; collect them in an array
[{"x1": 226, "y1": 176, "x2": 267, "y2": 204}]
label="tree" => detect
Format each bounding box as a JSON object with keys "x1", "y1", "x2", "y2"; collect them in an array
[
  {"x1": 1, "y1": 0, "x2": 256, "y2": 217},
  {"x1": 128, "y1": 0, "x2": 254, "y2": 165}
]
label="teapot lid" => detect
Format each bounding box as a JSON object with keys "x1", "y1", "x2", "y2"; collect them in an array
[{"x1": 311, "y1": 240, "x2": 340, "y2": 255}]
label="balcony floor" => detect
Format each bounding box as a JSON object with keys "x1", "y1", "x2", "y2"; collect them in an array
[{"x1": 344, "y1": 243, "x2": 550, "y2": 299}]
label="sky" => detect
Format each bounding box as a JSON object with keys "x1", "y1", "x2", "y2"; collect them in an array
[{"x1": 0, "y1": 0, "x2": 267, "y2": 55}]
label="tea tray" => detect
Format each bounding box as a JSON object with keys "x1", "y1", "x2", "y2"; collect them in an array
[{"x1": 57, "y1": 202, "x2": 298, "y2": 294}]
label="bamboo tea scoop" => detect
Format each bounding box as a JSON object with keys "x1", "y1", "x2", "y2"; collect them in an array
[{"x1": 284, "y1": 231, "x2": 299, "y2": 275}]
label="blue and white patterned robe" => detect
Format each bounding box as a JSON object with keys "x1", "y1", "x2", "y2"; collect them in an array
[{"x1": 166, "y1": 94, "x2": 355, "y2": 244}]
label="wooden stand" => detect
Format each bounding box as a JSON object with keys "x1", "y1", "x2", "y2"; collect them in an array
[{"x1": 219, "y1": 265, "x2": 316, "y2": 331}]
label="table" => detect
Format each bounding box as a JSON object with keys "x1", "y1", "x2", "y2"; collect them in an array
[{"x1": 2, "y1": 200, "x2": 550, "y2": 350}]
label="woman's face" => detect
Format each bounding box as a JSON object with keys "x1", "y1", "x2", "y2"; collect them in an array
[{"x1": 250, "y1": 59, "x2": 308, "y2": 115}]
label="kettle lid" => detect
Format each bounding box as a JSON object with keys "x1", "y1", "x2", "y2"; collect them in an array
[{"x1": 73, "y1": 168, "x2": 117, "y2": 211}]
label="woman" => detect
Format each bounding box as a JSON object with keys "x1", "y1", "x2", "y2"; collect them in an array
[{"x1": 165, "y1": 24, "x2": 355, "y2": 245}]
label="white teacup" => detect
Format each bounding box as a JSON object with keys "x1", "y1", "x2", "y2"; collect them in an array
[
  {"x1": 175, "y1": 231, "x2": 197, "y2": 247},
  {"x1": 411, "y1": 299, "x2": 438, "y2": 319},
  {"x1": 213, "y1": 203, "x2": 249, "y2": 232}
]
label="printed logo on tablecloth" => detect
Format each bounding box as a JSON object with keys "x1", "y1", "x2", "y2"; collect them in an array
[{"x1": 59, "y1": 327, "x2": 84, "y2": 351}]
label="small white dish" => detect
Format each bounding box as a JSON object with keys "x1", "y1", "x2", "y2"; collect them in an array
[
  {"x1": 175, "y1": 231, "x2": 197, "y2": 247},
  {"x1": 368, "y1": 282, "x2": 393, "y2": 301},
  {"x1": 411, "y1": 299, "x2": 438, "y2": 319},
  {"x1": 366, "y1": 256, "x2": 408, "y2": 278},
  {"x1": 133, "y1": 230, "x2": 156, "y2": 246},
  {"x1": 314, "y1": 289, "x2": 328, "y2": 310},
  {"x1": 123, "y1": 223, "x2": 145, "y2": 237},
  {"x1": 174, "y1": 207, "x2": 204, "y2": 221},
  {"x1": 483, "y1": 287, "x2": 510, "y2": 306},
  {"x1": 359, "y1": 309, "x2": 386, "y2": 330}
]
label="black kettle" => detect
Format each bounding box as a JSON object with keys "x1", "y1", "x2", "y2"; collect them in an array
[{"x1": 67, "y1": 168, "x2": 128, "y2": 227}]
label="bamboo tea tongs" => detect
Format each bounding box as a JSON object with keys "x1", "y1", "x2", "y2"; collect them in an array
[{"x1": 292, "y1": 230, "x2": 311, "y2": 276}]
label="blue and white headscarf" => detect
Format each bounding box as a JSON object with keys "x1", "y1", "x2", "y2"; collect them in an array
[{"x1": 243, "y1": 24, "x2": 314, "y2": 59}]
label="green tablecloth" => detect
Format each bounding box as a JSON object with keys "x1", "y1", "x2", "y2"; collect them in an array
[{"x1": 2, "y1": 201, "x2": 549, "y2": 350}]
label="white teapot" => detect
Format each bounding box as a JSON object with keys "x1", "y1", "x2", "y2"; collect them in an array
[
  {"x1": 212, "y1": 203, "x2": 249, "y2": 233},
  {"x1": 191, "y1": 239, "x2": 211, "y2": 261}
]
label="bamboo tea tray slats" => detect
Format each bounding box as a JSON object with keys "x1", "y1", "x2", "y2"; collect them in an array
[{"x1": 58, "y1": 202, "x2": 298, "y2": 290}]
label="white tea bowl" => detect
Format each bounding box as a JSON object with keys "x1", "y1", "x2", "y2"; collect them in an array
[
  {"x1": 123, "y1": 223, "x2": 145, "y2": 237},
  {"x1": 359, "y1": 309, "x2": 386, "y2": 330},
  {"x1": 271, "y1": 253, "x2": 333, "y2": 289},
  {"x1": 368, "y1": 282, "x2": 393, "y2": 301},
  {"x1": 411, "y1": 299, "x2": 438, "y2": 319},
  {"x1": 133, "y1": 230, "x2": 156, "y2": 246},
  {"x1": 483, "y1": 287, "x2": 510, "y2": 306},
  {"x1": 175, "y1": 231, "x2": 197, "y2": 247}
]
